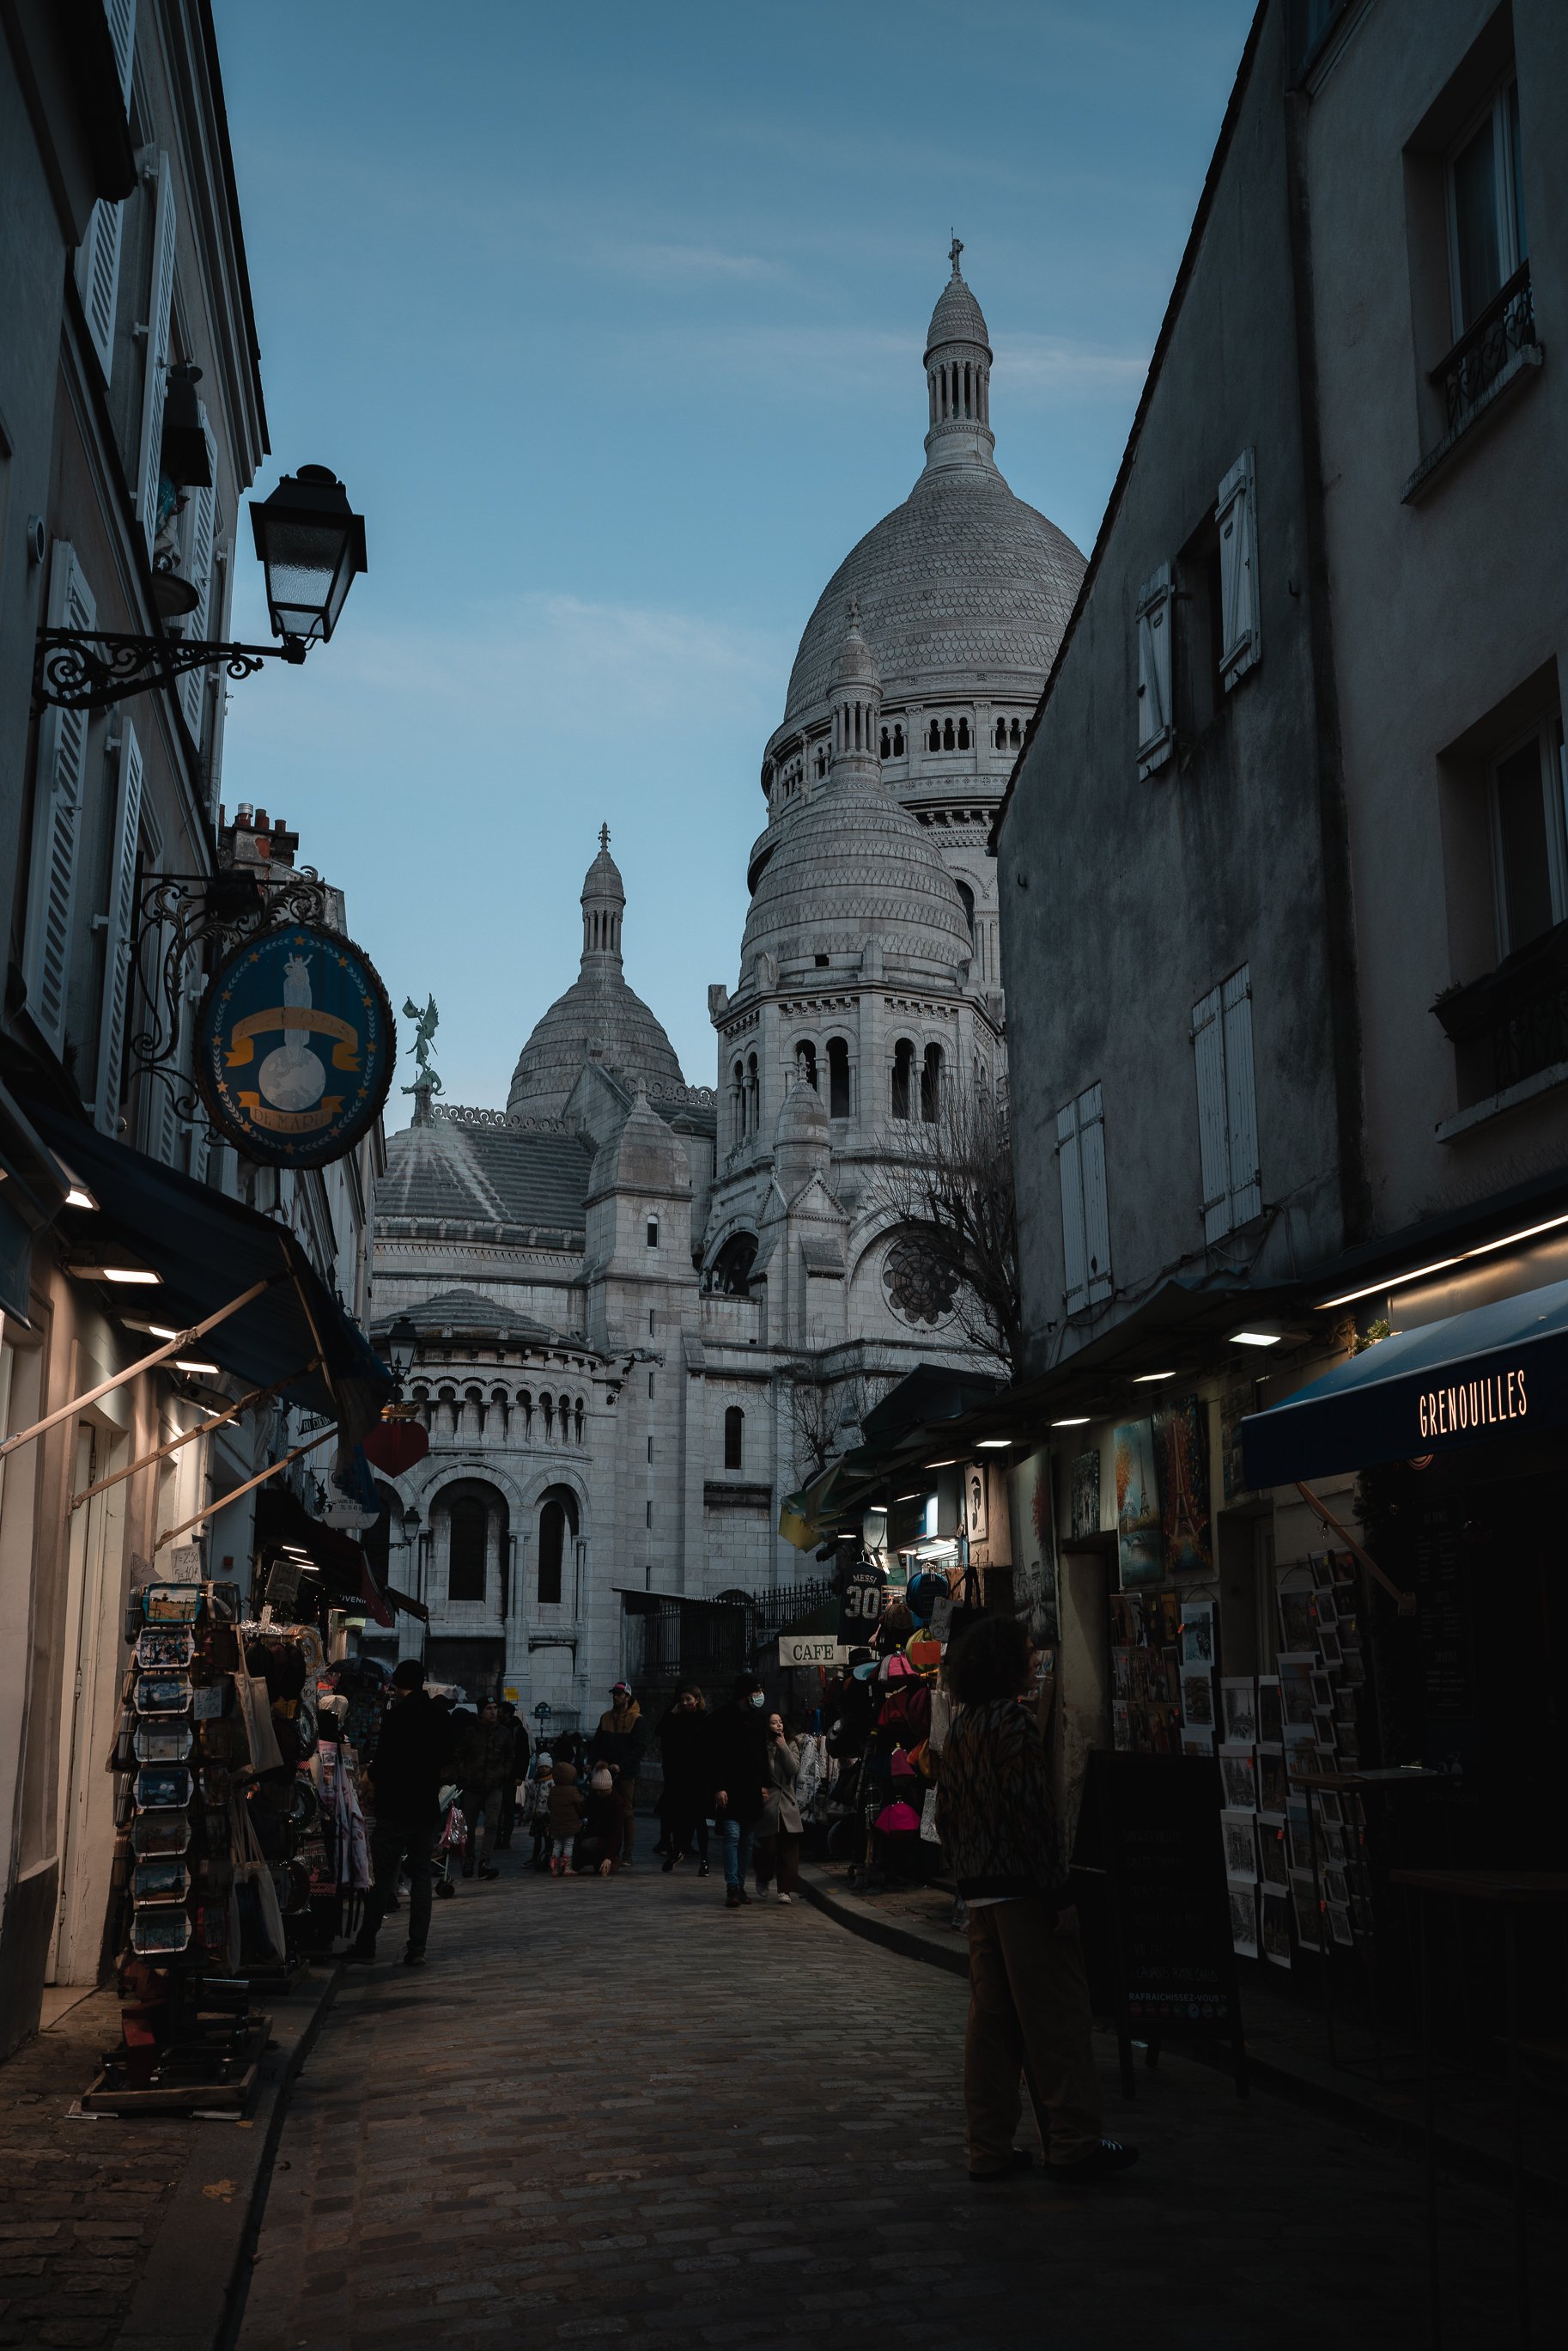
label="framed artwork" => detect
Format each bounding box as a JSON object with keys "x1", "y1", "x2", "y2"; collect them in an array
[
  {"x1": 1155, "y1": 1394, "x2": 1212, "y2": 1573},
  {"x1": 1069, "y1": 1448, "x2": 1102, "y2": 1542},
  {"x1": 1113, "y1": 1419, "x2": 1164, "y2": 1588},
  {"x1": 965, "y1": 1465, "x2": 988, "y2": 1544}
]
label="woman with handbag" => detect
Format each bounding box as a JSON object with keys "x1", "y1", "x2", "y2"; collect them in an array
[{"x1": 753, "y1": 1714, "x2": 803, "y2": 1903}]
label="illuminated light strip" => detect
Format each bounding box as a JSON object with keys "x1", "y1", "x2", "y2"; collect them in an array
[{"x1": 1316, "y1": 1209, "x2": 1568, "y2": 1309}]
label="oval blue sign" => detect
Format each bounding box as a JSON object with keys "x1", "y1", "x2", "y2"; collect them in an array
[{"x1": 196, "y1": 923, "x2": 394, "y2": 1168}]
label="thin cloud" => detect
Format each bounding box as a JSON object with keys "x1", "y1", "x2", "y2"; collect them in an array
[{"x1": 997, "y1": 335, "x2": 1148, "y2": 397}]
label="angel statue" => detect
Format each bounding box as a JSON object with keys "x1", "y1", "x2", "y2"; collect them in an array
[{"x1": 401, "y1": 994, "x2": 442, "y2": 1096}]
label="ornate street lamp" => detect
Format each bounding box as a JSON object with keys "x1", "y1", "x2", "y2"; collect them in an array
[{"x1": 33, "y1": 462, "x2": 367, "y2": 714}]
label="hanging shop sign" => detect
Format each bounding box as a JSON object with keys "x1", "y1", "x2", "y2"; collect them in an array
[{"x1": 196, "y1": 923, "x2": 394, "y2": 1168}]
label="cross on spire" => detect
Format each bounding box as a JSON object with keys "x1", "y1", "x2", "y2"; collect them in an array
[
  {"x1": 949, "y1": 233, "x2": 963, "y2": 277},
  {"x1": 599, "y1": 822, "x2": 611, "y2": 852}
]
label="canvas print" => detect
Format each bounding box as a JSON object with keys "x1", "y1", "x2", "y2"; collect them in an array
[
  {"x1": 1219, "y1": 1745, "x2": 1256, "y2": 1810},
  {"x1": 1256, "y1": 1676, "x2": 1282, "y2": 1745},
  {"x1": 1221, "y1": 1678, "x2": 1257, "y2": 1743},
  {"x1": 965, "y1": 1464, "x2": 988, "y2": 1544},
  {"x1": 1220, "y1": 1810, "x2": 1257, "y2": 1882},
  {"x1": 1180, "y1": 1667, "x2": 1214, "y2": 1727},
  {"x1": 1261, "y1": 1890, "x2": 1292, "y2": 1969},
  {"x1": 1154, "y1": 1394, "x2": 1212, "y2": 1573},
  {"x1": 1229, "y1": 1885, "x2": 1259, "y2": 1958},
  {"x1": 1258, "y1": 1820, "x2": 1289, "y2": 1890},
  {"x1": 1113, "y1": 1419, "x2": 1164, "y2": 1588},
  {"x1": 1179, "y1": 1601, "x2": 1214, "y2": 1667},
  {"x1": 1070, "y1": 1448, "x2": 1102, "y2": 1542},
  {"x1": 1289, "y1": 1871, "x2": 1322, "y2": 1952}
]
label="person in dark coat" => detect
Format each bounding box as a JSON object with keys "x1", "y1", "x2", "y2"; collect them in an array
[
  {"x1": 494, "y1": 1702, "x2": 530, "y2": 1849},
  {"x1": 349, "y1": 1660, "x2": 455, "y2": 1966},
  {"x1": 454, "y1": 1699, "x2": 515, "y2": 1879},
  {"x1": 589, "y1": 1683, "x2": 647, "y2": 1866},
  {"x1": 708, "y1": 1672, "x2": 772, "y2": 1909},
  {"x1": 575, "y1": 1765, "x2": 625, "y2": 1876},
  {"x1": 656, "y1": 1688, "x2": 711, "y2": 1876}
]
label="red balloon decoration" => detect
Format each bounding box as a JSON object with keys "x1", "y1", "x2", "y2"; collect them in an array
[{"x1": 361, "y1": 1416, "x2": 428, "y2": 1477}]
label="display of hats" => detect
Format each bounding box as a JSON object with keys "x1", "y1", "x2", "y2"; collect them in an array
[
  {"x1": 873, "y1": 1799, "x2": 922, "y2": 1835},
  {"x1": 890, "y1": 1746, "x2": 917, "y2": 1778}
]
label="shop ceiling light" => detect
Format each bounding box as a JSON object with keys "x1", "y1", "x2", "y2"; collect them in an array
[
  {"x1": 895, "y1": 1491, "x2": 923, "y2": 1502},
  {"x1": 1231, "y1": 1328, "x2": 1284, "y2": 1347},
  {"x1": 926, "y1": 1458, "x2": 957, "y2": 1468},
  {"x1": 1317, "y1": 1209, "x2": 1568, "y2": 1310},
  {"x1": 174, "y1": 1360, "x2": 219, "y2": 1375},
  {"x1": 1051, "y1": 1415, "x2": 1091, "y2": 1427},
  {"x1": 68, "y1": 1258, "x2": 161, "y2": 1284},
  {"x1": 1133, "y1": 1371, "x2": 1173, "y2": 1384},
  {"x1": 975, "y1": 1437, "x2": 1013, "y2": 1448},
  {"x1": 56, "y1": 1162, "x2": 97, "y2": 1210}
]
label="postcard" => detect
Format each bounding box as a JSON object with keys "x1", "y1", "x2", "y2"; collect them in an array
[
  {"x1": 1318, "y1": 1628, "x2": 1343, "y2": 1670},
  {"x1": 1261, "y1": 1889, "x2": 1292, "y2": 1970},
  {"x1": 1255, "y1": 1676, "x2": 1282, "y2": 1745},
  {"x1": 1181, "y1": 1727, "x2": 1213, "y2": 1757},
  {"x1": 1322, "y1": 1863, "x2": 1350, "y2": 1908},
  {"x1": 1229, "y1": 1885, "x2": 1260, "y2": 1958},
  {"x1": 1220, "y1": 1810, "x2": 1258, "y2": 1881},
  {"x1": 1278, "y1": 1587, "x2": 1316, "y2": 1651},
  {"x1": 1258, "y1": 1822, "x2": 1289, "y2": 1891},
  {"x1": 1179, "y1": 1601, "x2": 1215, "y2": 1668},
  {"x1": 1219, "y1": 1745, "x2": 1256, "y2": 1811},
  {"x1": 1278, "y1": 1655, "x2": 1316, "y2": 1727},
  {"x1": 1328, "y1": 1902, "x2": 1354, "y2": 1948},
  {"x1": 1255, "y1": 1745, "x2": 1288, "y2": 1816},
  {"x1": 1289, "y1": 1870, "x2": 1322, "y2": 1952},
  {"x1": 1221, "y1": 1678, "x2": 1258, "y2": 1744},
  {"x1": 1180, "y1": 1667, "x2": 1215, "y2": 1727}
]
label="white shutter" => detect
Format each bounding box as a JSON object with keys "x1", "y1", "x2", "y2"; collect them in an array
[
  {"x1": 94, "y1": 722, "x2": 143, "y2": 1134},
  {"x1": 1222, "y1": 965, "x2": 1261, "y2": 1224},
  {"x1": 1078, "y1": 1083, "x2": 1112, "y2": 1303},
  {"x1": 105, "y1": 0, "x2": 137, "y2": 96},
  {"x1": 1057, "y1": 1100, "x2": 1088, "y2": 1313},
  {"x1": 24, "y1": 547, "x2": 96, "y2": 1056},
  {"x1": 1192, "y1": 984, "x2": 1231, "y2": 1242},
  {"x1": 1216, "y1": 451, "x2": 1261, "y2": 688},
  {"x1": 1135, "y1": 563, "x2": 1175, "y2": 777},
  {"x1": 178, "y1": 403, "x2": 218, "y2": 737},
  {"x1": 135, "y1": 155, "x2": 177, "y2": 556},
  {"x1": 78, "y1": 204, "x2": 125, "y2": 380}
]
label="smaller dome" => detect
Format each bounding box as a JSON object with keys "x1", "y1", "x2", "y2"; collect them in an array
[
  {"x1": 830, "y1": 600, "x2": 881, "y2": 691},
  {"x1": 741, "y1": 771, "x2": 972, "y2": 973},
  {"x1": 581, "y1": 824, "x2": 625, "y2": 911},
  {"x1": 775, "y1": 1073, "x2": 830, "y2": 1150},
  {"x1": 926, "y1": 242, "x2": 991, "y2": 357}
]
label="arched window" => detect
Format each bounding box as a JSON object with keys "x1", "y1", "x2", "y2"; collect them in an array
[
  {"x1": 724, "y1": 1405, "x2": 744, "y2": 1471},
  {"x1": 574, "y1": 1398, "x2": 585, "y2": 1442},
  {"x1": 795, "y1": 1039, "x2": 817, "y2": 1090},
  {"x1": 891, "y1": 1037, "x2": 915, "y2": 1121},
  {"x1": 708, "y1": 1230, "x2": 758, "y2": 1297},
  {"x1": 994, "y1": 718, "x2": 1007, "y2": 749},
  {"x1": 490, "y1": 1386, "x2": 508, "y2": 1431},
  {"x1": 827, "y1": 1035, "x2": 850, "y2": 1119},
  {"x1": 538, "y1": 1501, "x2": 563, "y2": 1604},
  {"x1": 892, "y1": 724, "x2": 904, "y2": 756},
  {"x1": 542, "y1": 1394, "x2": 554, "y2": 1440},
  {"x1": 1010, "y1": 717, "x2": 1022, "y2": 746},
  {"x1": 942, "y1": 717, "x2": 956, "y2": 751},
  {"x1": 957, "y1": 880, "x2": 975, "y2": 946},
  {"x1": 448, "y1": 1496, "x2": 488, "y2": 1599},
  {"x1": 879, "y1": 728, "x2": 890, "y2": 759},
  {"x1": 646, "y1": 1216, "x2": 659, "y2": 1248},
  {"x1": 957, "y1": 717, "x2": 970, "y2": 750},
  {"x1": 815, "y1": 746, "x2": 827, "y2": 777},
  {"x1": 518, "y1": 1388, "x2": 532, "y2": 1437},
  {"x1": 746, "y1": 1053, "x2": 759, "y2": 1132},
  {"x1": 927, "y1": 721, "x2": 940, "y2": 752},
  {"x1": 558, "y1": 1392, "x2": 572, "y2": 1441},
  {"x1": 437, "y1": 1384, "x2": 457, "y2": 1436},
  {"x1": 921, "y1": 1041, "x2": 944, "y2": 1123}
]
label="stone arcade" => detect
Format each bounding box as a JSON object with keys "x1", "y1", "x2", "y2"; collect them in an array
[{"x1": 368, "y1": 252, "x2": 1086, "y2": 1722}]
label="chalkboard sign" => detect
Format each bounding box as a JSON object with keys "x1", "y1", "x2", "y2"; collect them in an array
[{"x1": 1071, "y1": 1750, "x2": 1248, "y2": 2097}]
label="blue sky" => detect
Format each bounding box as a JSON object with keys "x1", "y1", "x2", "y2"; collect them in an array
[{"x1": 212, "y1": 0, "x2": 1254, "y2": 1112}]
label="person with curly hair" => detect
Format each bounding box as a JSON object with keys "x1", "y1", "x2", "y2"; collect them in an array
[{"x1": 936, "y1": 1614, "x2": 1137, "y2": 2185}]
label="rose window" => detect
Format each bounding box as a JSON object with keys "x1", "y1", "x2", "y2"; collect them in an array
[{"x1": 883, "y1": 1232, "x2": 960, "y2": 1327}]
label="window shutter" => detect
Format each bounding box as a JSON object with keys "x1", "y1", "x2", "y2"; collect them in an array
[
  {"x1": 78, "y1": 205, "x2": 125, "y2": 380},
  {"x1": 178, "y1": 403, "x2": 218, "y2": 737},
  {"x1": 135, "y1": 156, "x2": 178, "y2": 556},
  {"x1": 1078, "y1": 1083, "x2": 1112, "y2": 1303},
  {"x1": 1216, "y1": 451, "x2": 1260, "y2": 689},
  {"x1": 105, "y1": 0, "x2": 137, "y2": 95},
  {"x1": 1191, "y1": 984, "x2": 1230, "y2": 1243},
  {"x1": 1221, "y1": 965, "x2": 1261, "y2": 1224},
  {"x1": 25, "y1": 546, "x2": 96, "y2": 1056},
  {"x1": 1057, "y1": 1100, "x2": 1088, "y2": 1313},
  {"x1": 94, "y1": 722, "x2": 143, "y2": 1134},
  {"x1": 1135, "y1": 563, "x2": 1175, "y2": 777}
]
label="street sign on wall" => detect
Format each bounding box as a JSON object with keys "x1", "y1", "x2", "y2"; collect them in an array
[{"x1": 196, "y1": 923, "x2": 393, "y2": 1168}]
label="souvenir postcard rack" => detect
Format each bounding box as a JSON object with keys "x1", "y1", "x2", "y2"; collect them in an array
[{"x1": 83, "y1": 1577, "x2": 270, "y2": 2114}]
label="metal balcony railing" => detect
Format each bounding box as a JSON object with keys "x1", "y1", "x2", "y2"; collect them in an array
[
  {"x1": 1433, "y1": 917, "x2": 1568, "y2": 1103},
  {"x1": 1431, "y1": 263, "x2": 1538, "y2": 435}
]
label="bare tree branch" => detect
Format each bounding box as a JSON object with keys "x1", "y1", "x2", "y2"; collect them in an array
[
  {"x1": 784, "y1": 1368, "x2": 875, "y2": 1483},
  {"x1": 860, "y1": 1075, "x2": 1023, "y2": 1379}
]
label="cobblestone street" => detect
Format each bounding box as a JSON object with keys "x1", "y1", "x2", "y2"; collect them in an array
[{"x1": 235, "y1": 1853, "x2": 1563, "y2": 2350}]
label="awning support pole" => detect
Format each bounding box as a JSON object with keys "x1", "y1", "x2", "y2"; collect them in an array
[
  {"x1": 0, "y1": 1274, "x2": 286, "y2": 1463},
  {"x1": 67, "y1": 1361, "x2": 319, "y2": 1514},
  {"x1": 1295, "y1": 1482, "x2": 1415, "y2": 1617},
  {"x1": 153, "y1": 1424, "x2": 337, "y2": 1552}
]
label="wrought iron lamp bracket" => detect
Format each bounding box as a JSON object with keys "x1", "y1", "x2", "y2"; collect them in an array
[
  {"x1": 33, "y1": 627, "x2": 307, "y2": 715},
  {"x1": 127, "y1": 868, "x2": 331, "y2": 1116}
]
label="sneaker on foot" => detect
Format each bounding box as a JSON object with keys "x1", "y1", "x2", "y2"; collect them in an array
[
  {"x1": 775, "y1": 1891, "x2": 793, "y2": 1904},
  {"x1": 1048, "y1": 2141, "x2": 1140, "y2": 2182},
  {"x1": 697, "y1": 1860, "x2": 710, "y2": 1879},
  {"x1": 403, "y1": 1946, "x2": 426, "y2": 1967},
  {"x1": 661, "y1": 1857, "x2": 676, "y2": 1873}
]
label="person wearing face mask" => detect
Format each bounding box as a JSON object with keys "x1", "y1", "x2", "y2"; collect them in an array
[
  {"x1": 708, "y1": 1673, "x2": 772, "y2": 1909},
  {"x1": 656, "y1": 1687, "x2": 711, "y2": 1875}
]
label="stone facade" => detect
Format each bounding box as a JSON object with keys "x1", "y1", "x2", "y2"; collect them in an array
[{"x1": 369, "y1": 253, "x2": 1085, "y2": 1722}]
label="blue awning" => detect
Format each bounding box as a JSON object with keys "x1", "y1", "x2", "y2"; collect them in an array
[{"x1": 1240, "y1": 1276, "x2": 1568, "y2": 1487}]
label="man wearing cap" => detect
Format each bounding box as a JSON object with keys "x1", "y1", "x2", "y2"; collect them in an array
[
  {"x1": 589, "y1": 1682, "x2": 647, "y2": 1865},
  {"x1": 349, "y1": 1660, "x2": 454, "y2": 1967}
]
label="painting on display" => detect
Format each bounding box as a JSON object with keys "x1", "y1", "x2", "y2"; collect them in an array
[
  {"x1": 1069, "y1": 1448, "x2": 1102, "y2": 1542},
  {"x1": 1155, "y1": 1395, "x2": 1212, "y2": 1573},
  {"x1": 965, "y1": 1465, "x2": 988, "y2": 1544},
  {"x1": 1114, "y1": 1419, "x2": 1164, "y2": 1588}
]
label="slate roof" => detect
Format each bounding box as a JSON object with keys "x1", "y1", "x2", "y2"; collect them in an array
[
  {"x1": 376, "y1": 1114, "x2": 594, "y2": 1238},
  {"x1": 369, "y1": 1288, "x2": 562, "y2": 1344}
]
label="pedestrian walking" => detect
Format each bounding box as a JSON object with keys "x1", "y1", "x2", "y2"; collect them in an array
[
  {"x1": 708, "y1": 1672, "x2": 771, "y2": 1909},
  {"x1": 934, "y1": 1615, "x2": 1138, "y2": 2184},
  {"x1": 754, "y1": 1713, "x2": 803, "y2": 1903},
  {"x1": 547, "y1": 1758, "x2": 585, "y2": 1875},
  {"x1": 589, "y1": 1682, "x2": 647, "y2": 1866},
  {"x1": 455, "y1": 1697, "x2": 515, "y2": 1880},
  {"x1": 575, "y1": 1765, "x2": 625, "y2": 1876},
  {"x1": 348, "y1": 1660, "x2": 454, "y2": 1968},
  {"x1": 655, "y1": 1687, "x2": 711, "y2": 1875},
  {"x1": 494, "y1": 1701, "x2": 530, "y2": 1849}
]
